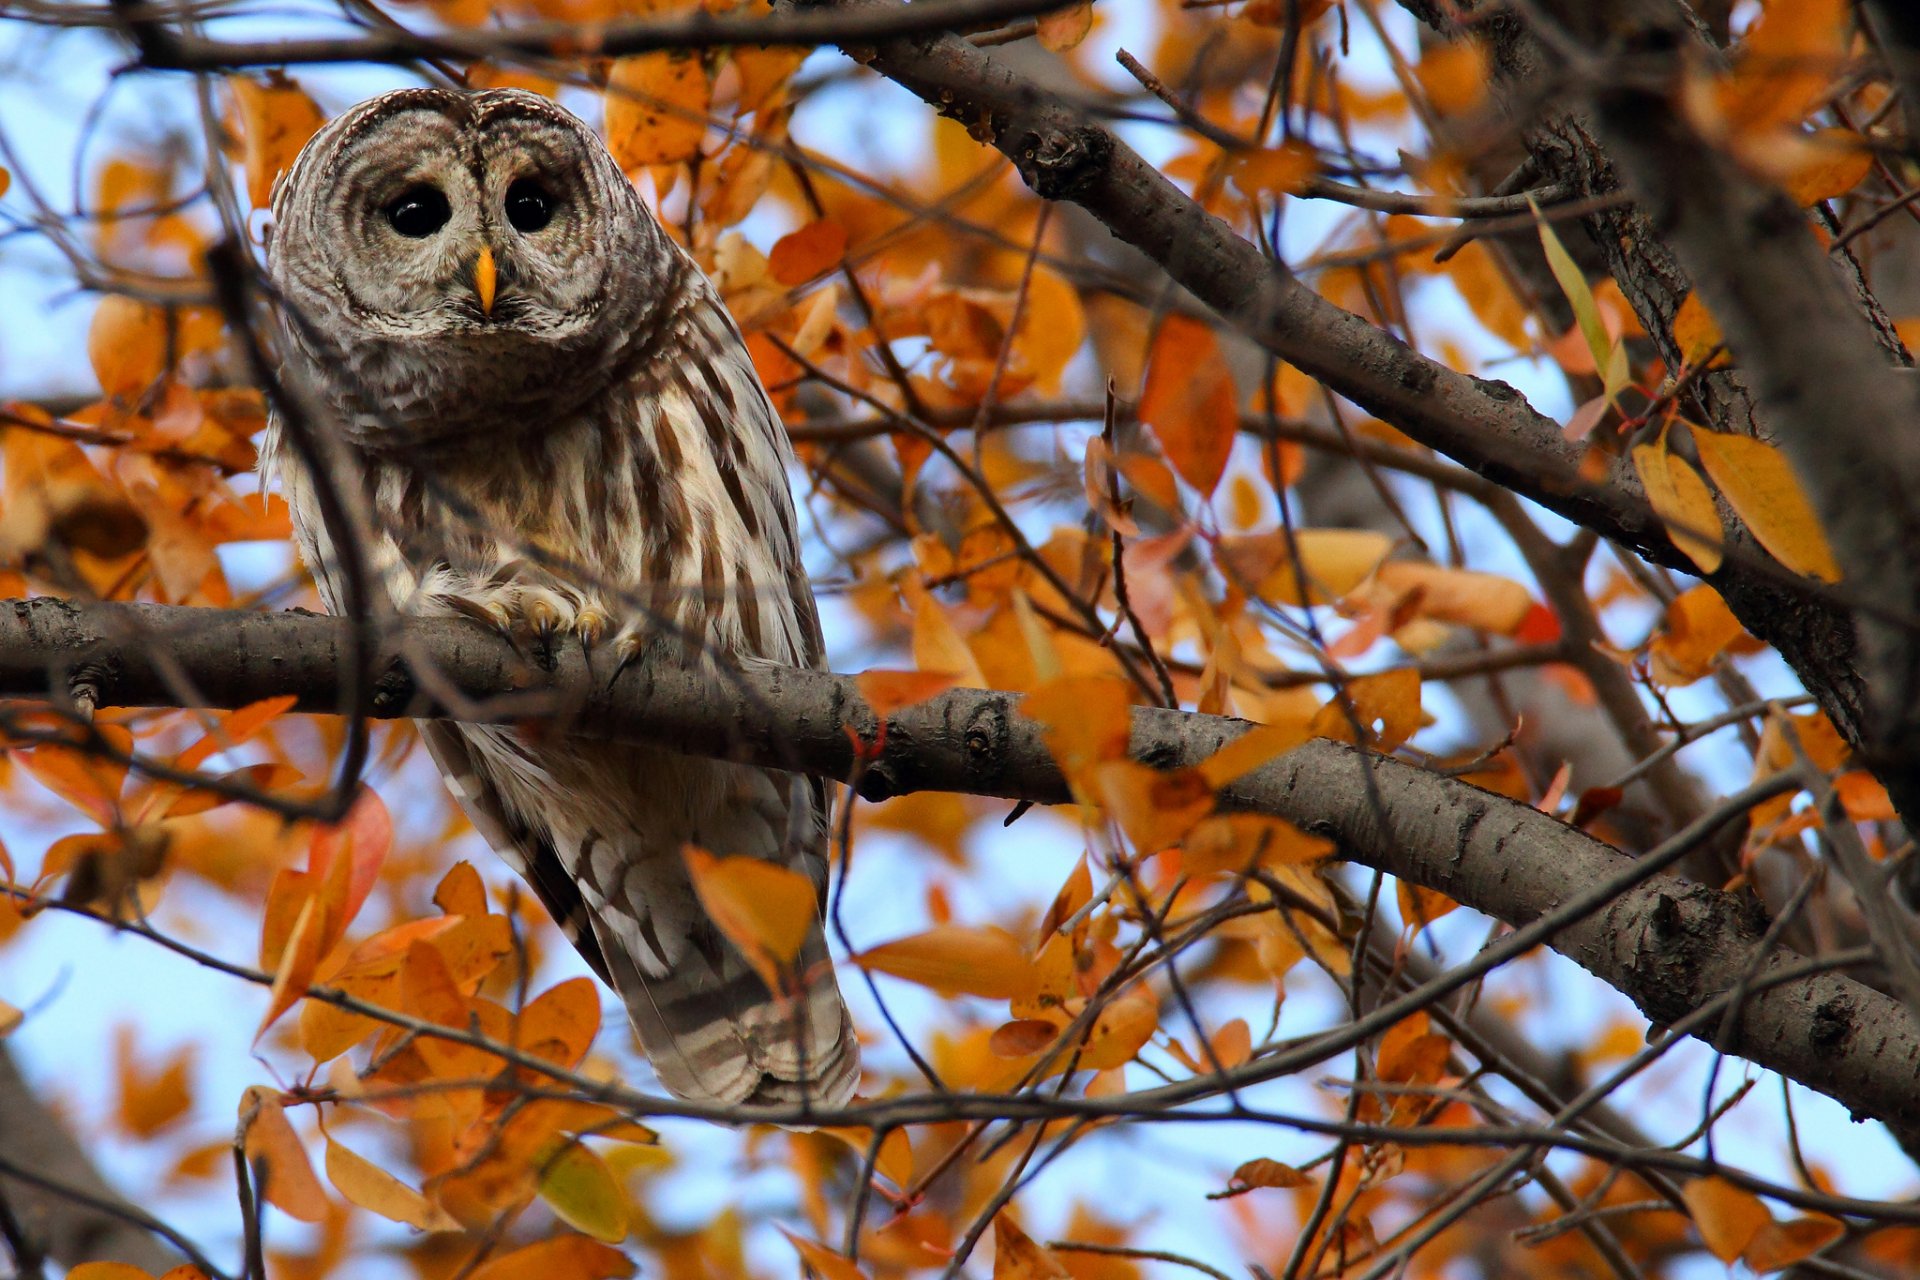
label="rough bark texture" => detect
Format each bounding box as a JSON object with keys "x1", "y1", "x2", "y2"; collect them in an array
[{"x1": 5, "y1": 597, "x2": 1920, "y2": 1137}]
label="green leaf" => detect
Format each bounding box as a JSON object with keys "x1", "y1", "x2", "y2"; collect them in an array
[
  {"x1": 537, "y1": 1140, "x2": 629, "y2": 1244},
  {"x1": 1533, "y1": 197, "x2": 1620, "y2": 396}
]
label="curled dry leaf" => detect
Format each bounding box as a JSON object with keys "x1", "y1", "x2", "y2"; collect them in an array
[{"x1": 1207, "y1": 1156, "x2": 1312, "y2": 1199}]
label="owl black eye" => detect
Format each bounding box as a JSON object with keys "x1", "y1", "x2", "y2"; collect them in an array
[
  {"x1": 385, "y1": 186, "x2": 450, "y2": 238},
  {"x1": 504, "y1": 179, "x2": 554, "y2": 233}
]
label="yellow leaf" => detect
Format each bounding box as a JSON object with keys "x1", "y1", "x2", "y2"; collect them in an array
[
  {"x1": 468, "y1": 1236, "x2": 635, "y2": 1280},
  {"x1": 1632, "y1": 438, "x2": 1723, "y2": 574},
  {"x1": 1415, "y1": 39, "x2": 1489, "y2": 115},
  {"x1": 1035, "y1": 0, "x2": 1091, "y2": 51},
  {"x1": 781, "y1": 1229, "x2": 871, "y2": 1280},
  {"x1": 1216, "y1": 528, "x2": 1392, "y2": 605},
  {"x1": 538, "y1": 1140, "x2": 630, "y2": 1244},
  {"x1": 1692, "y1": 430, "x2": 1841, "y2": 582},
  {"x1": 1648, "y1": 584, "x2": 1751, "y2": 687},
  {"x1": 325, "y1": 1137, "x2": 453, "y2": 1231},
  {"x1": 857, "y1": 924, "x2": 1031, "y2": 999},
  {"x1": 1672, "y1": 291, "x2": 1731, "y2": 369},
  {"x1": 904, "y1": 578, "x2": 988, "y2": 687},
  {"x1": 816, "y1": 1126, "x2": 913, "y2": 1187},
  {"x1": 605, "y1": 53, "x2": 709, "y2": 170},
  {"x1": 682, "y1": 846, "x2": 817, "y2": 990},
  {"x1": 1372, "y1": 563, "x2": 1536, "y2": 635},
  {"x1": 1090, "y1": 759, "x2": 1215, "y2": 852},
  {"x1": 1681, "y1": 1175, "x2": 1773, "y2": 1264},
  {"x1": 237, "y1": 1086, "x2": 328, "y2": 1223}
]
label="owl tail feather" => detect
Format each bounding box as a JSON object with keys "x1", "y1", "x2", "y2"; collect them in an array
[{"x1": 601, "y1": 918, "x2": 859, "y2": 1109}]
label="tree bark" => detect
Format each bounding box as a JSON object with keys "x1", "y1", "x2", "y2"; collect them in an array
[{"x1": 4, "y1": 597, "x2": 1918, "y2": 1141}]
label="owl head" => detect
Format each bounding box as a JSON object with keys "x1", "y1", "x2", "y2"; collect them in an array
[{"x1": 267, "y1": 87, "x2": 675, "y2": 450}]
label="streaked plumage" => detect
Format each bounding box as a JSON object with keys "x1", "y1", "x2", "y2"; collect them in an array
[{"x1": 262, "y1": 87, "x2": 856, "y2": 1106}]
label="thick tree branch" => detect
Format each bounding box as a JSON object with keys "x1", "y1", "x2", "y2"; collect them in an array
[
  {"x1": 0, "y1": 1046, "x2": 187, "y2": 1276},
  {"x1": 4, "y1": 597, "x2": 1919, "y2": 1141}
]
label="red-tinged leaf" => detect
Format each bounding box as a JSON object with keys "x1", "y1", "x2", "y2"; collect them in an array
[
  {"x1": 856, "y1": 669, "x2": 958, "y2": 718},
  {"x1": 857, "y1": 924, "x2": 1032, "y2": 999},
  {"x1": 538, "y1": 1139, "x2": 630, "y2": 1244},
  {"x1": 768, "y1": 218, "x2": 848, "y2": 287},
  {"x1": 683, "y1": 846, "x2": 817, "y2": 991},
  {"x1": 175, "y1": 694, "x2": 298, "y2": 771},
  {"x1": 24, "y1": 729, "x2": 134, "y2": 824},
  {"x1": 1692, "y1": 430, "x2": 1841, "y2": 582},
  {"x1": 1744, "y1": 1214, "x2": 1845, "y2": 1272},
  {"x1": 1208, "y1": 1157, "x2": 1313, "y2": 1199},
  {"x1": 467, "y1": 1236, "x2": 635, "y2": 1280},
  {"x1": 1514, "y1": 601, "x2": 1562, "y2": 645},
  {"x1": 1141, "y1": 314, "x2": 1237, "y2": 496},
  {"x1": 992, "y1": 1211, "x2": 1070, "y2": 1279},
  {"x1": 238, "y1": 1086, "x2": 328, "y2": 1223},
  {"x1": 1569, "y1": 786, "x2": 1624, "y2": 829},
  {"x1": 1631, "y1": 438, "x2": 1723, "y2": 574},
  {"x1": 781, "y1": 1228, "x2": 871, "y2": 1280},
  {"x1": 1681, "y1": 1175, "x2": 1773, "y2": 1264},
  {"x1": 258, "y1": 892, "x2": 325, "y2": 1038},
  {"x1": 325, "y1": 1136, "x2": 454, "y2": 1231},
  {"x1": 307, "y1": 788, "x2": 391, "y2": 946},
  {"x1": 990, "y1": 1019, "x2": 1059, "y2": 1057}
]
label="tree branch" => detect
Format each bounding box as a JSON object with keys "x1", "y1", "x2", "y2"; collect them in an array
[{"x1": 4, "y1": 597, "x2": 1918, "y2": 1142}]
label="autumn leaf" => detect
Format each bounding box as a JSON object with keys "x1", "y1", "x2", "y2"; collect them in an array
[
  {"x1": 769, "y1": 218, "x2": 849, "y2": 287},
  {"x1": 992, "y1": 1210, "x2": 1070, "y2": 1279},
  {"x1": 88, "y1": 296, "x2": 169, "y2": 400},
  {"x1": 467, "y1": 1236, "x2": 635, "y2": 1280},
  {"x1": 1208, "y1": 1156, "x2": 1312, "y2": 1199},
  {"x1": 605, "y1": 53, "x2": 710, "y2": 169},
  {"x1": 683, "y1": 845, "x2": 818, "y2": 991},
  {"x1": 1632, "y1": 434, "x2": 1723, "y2": 574},
  {"x1": 782, "y1": 1228, "x2": 871, "y2": 1280},
  {"x1": 325, "y1": 1136, "x2": 454, "y2": 1231},
  {"x1": 857, "y1": 924, "x2": 1032, "y2": 999},
  {"x1": 1681, "y1": 1175, "x2": 1773, "y2": 1264},
  {"x1": 227, "y1": 71, "x2": 327, "y2": 207},
  {"x1": 1691, "y1": 430, "x2": 1841, "y2": 582},
  {"x1": 1141, "y1": 314, "x2": 1237, "y2": 496},
  {"x1": 1035, "y1": 0, "x2": 1091, "y2": 50},
  {"x1": 1744, "y1": 1214, "x2": 1845, "y2": 1272},
  {"x1": 856, "y1": 668, "x2": 959, "y2": 718},
  {"x1": 1309, "y1": 669, "x2": 1422, "y2": 751},
  {"x1": 538, "y1": 1139, "x2": 630, "y2": 1244},
  {"x1": 237, "y1": 1085, "x2": 328, "y2": 1223}
]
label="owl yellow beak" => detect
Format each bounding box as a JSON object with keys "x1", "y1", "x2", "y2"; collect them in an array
[{"x1": 473, "y1": 246, "x2": 498, "y2": 316}]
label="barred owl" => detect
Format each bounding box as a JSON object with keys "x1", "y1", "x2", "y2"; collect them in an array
[{"x1": 261, "y1": 87, "x2": 857, "y2": 1106}]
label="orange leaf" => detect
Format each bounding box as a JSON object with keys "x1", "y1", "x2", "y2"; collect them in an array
[
  {"x1": 605, "y1": 53, "x2": 709, "y2": 169},
  {"x1": 1632, "y1": 436, "x2": 1723, "y2": 574},
  {"x1": 992, "y1": 1211, "x2": 1070, "y2": 1280},
  {"x1": 1217, "y1": 528, "x2": 1391, "y2": 605},
  {"x1": 683, "y1": 846, "x2": 817, "y2": 988},
  {"x1": 325, "y1": 1137, "x2": 452, "y2": 1230},
  {"x1": 1229, "y1": 139, "x2": 1318, "y2": 197},
  {"x1": 467, "y1": 1236, "x2": 635, "y2": 1280},
  {"x1": 433, "y1": 859, "x2": 489, "y2": 919},
  {"x1": 857, "y1": 924, "x2": 1031, "y2": 999},
  {"x1": 1309, "y1": 669, "x2": 1422, "y2": 751},
  {"x1": 516, "y1": 976, "x2": 602, "y2": 1069},
  {"x1": 1744, "y1": 1214, "x2": 1845, "y2": 1272},
  {"x1": 1035, "y1": 0, "x2": 1091, "y2": 50},
  {"x1": 68, "y1": 1267, "x2": 158, "y2": 1280},
  {"x1": 781, "y1": 1229, "x2": 871, "y2": 1280},
  {"x1": 856, "y1": 669, "x2": 959, "y2": 718},
  {"x1": 1197, "y1": 723, "x2": 1310, "y2": 791},
  {"x1": 175, "y1": 694, "x2": 297, "y2": 772},
  {"x1": 1141, "y1": 314, "x2": 1237, "y2": 496},
  {"x1": 24, "y1": 729, "x2": 133, "y2": 824},
  {"x1": 1649, "y1": 584, "x2": 1750, "y2": 687},
  {"x1": 1209, "y1": 1156, "x2": 1313, "y2": 1198},
  {"x1": 1681, "y1": 1175, "x2": 1773, "y2": 1264},
  {"x1": 88, "y1": 296, "x2": 169, "y2": 400},
  {"x1": 115, "y1": 1027, "x2": 194, "y2": 1138},
  {"x1": 1692, "y1": 430, "x2": 1841, "y2": 582},
  {"x1": 1371, "y1": 563, "x2": 1536, "y2": 635},
  {"x1": 768, "y1": 218, "x2": 848, "y2": 287},
  {"x1": 1089, "y1": 759, "x2": 1214, "y2": 853},
  {"x1": 1182, "y1": 813, "x2": 1332, "y2": 877},
  {"x1": 1671, "y1": 292, "x2": 1730, "y2": 371},
  {"x1": 1022, "y1": 674, "x2": 1134, "y2": 786},
  {"x1": 1781, "y1": 130, "x2": 1871, "y2": 204},
  {"x1": 238, "y1": 1086, "x2": 328, "y2": 1223},
  {"x1": 815, "y1": 1126, "x2": 913, "y2": 1187},
  {"x1": 226, "y1": 72, "x2": 327, "y2": 208},
  {"x1": 307, "y1": 788, "x2": 392, "y2": 949},
  {"x1": 990, "y1": 1019, "x2": 1059, "y2": 1057},
  {"x1": 257, "y1": 894, "x2": 322, "y2": 1037}
]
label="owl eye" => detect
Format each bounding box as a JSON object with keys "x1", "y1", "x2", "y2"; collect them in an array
[
  {"x1": 385, "y1": 186, "x2": 451, "y2": 238},
  {"x1": 504, "y1": 179, "x2": 554, "y2": 233}
]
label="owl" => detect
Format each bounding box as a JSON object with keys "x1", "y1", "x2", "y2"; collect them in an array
[{"x1": 260, "y1": 87, "x2": 857, "y2": 1107}]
